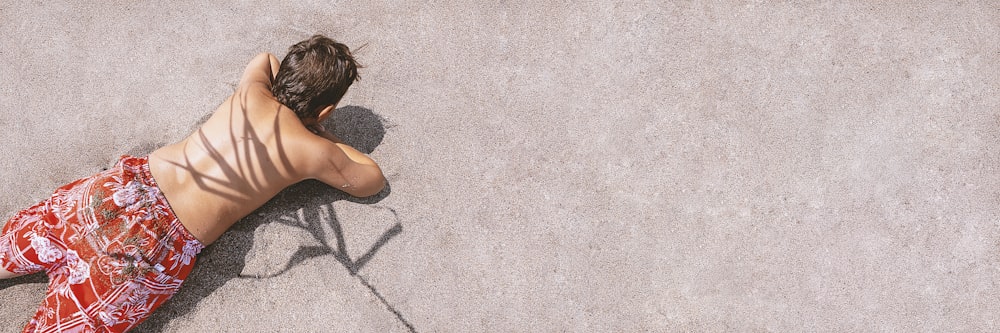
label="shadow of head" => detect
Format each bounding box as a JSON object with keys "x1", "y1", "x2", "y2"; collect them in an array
[{"x1": 325, "y1": 105, "x2": 386, "y2": 154}]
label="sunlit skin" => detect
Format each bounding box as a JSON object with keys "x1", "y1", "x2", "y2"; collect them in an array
[
  {"x1": 0, "y1": 53, "x2": 384, "y2": 280},
  {"x1": 145, "y1": 53, "x2": 385, "y2": 246}
]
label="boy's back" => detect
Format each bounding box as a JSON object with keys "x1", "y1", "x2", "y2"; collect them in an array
[
  {"x1": 0, "y1": 35, "x2": 381, "y2": 332},
  {"x1": 149, "y1": 52, "x2": 384, "y2": 245}
]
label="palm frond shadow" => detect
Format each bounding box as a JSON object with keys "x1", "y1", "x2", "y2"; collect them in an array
[
  {"x1": 136, "y1": 105, "x2": 414, "y2": 332},
  {"x1": 240, "y1": 203, "x2": 402, "y2": 279}
]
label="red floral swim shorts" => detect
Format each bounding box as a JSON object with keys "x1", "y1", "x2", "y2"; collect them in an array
[{"x1": 0, "y1": 155, "x2": 204, "y2": 333}]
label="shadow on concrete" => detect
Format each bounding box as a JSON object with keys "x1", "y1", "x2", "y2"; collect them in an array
[
  {"x1": 0, "y1": 272, "x2": 47, "y2": 291},
  {"x1": 134, "y1": 106, "x2": 414, "y2": 332}
]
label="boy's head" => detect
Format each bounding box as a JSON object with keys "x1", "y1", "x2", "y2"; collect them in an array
[{"x1": 272, "y1": 35, "x2": 360, "y2": 121}]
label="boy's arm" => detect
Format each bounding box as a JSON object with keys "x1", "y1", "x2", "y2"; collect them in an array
[
  {"x1": 239, "y1": 53, "x2": 281, "y2": 91},
  {"x1": 268, "y1": 53, "x2": 280, "y2": 80},
  {"x1": 306, "y1": 126, "x2": 384, "y2": 197},
  {"x1": 310, "y1": 137, "x2": 386, "y2": 197}
]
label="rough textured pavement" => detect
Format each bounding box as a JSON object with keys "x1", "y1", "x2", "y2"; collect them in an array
[{"x1": 1, "y1": 1, "x2": 998, "y2": 332}]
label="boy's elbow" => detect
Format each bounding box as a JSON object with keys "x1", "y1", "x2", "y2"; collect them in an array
[
  {"x1": 361, "y1": 179, "x2": 387, "y2": 198},
  {"x1": 349, "y1": 167, "x2": 386, "y2": 197}
]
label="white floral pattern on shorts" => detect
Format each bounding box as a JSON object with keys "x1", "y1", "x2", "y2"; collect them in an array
[{"x1": 0, "y1": 155, "x2": 204, "y2": 333}]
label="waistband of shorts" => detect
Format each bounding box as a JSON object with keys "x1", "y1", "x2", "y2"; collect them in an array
[{"x1": 118, "y1": 155, "x2": 205, "y2": 254}]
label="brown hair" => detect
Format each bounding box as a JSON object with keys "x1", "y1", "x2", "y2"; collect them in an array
[{"x1": 271, "y1": 35, "x2": 360, "y2": 120}]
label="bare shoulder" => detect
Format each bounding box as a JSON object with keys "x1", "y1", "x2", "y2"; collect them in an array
[
  {"x1": 236, "y1": 81, "x2": 282, "y2": 113},
  {"x1": 266, "y1": 110, "x2": 336, "y2": 176},
  {"x1": 288, "y1": 128, "x2": 386, "y2": 197},
  {"x1": 279, "y1": 125, "x2": 339, "y2": 173}
]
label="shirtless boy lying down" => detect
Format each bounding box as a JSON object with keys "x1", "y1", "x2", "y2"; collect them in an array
[{"x1": 0, "y1": 35, "x2": 385, "y2": 332}]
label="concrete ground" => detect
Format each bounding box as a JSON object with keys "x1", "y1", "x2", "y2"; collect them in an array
[{"x1": 1, "y1": 1, "x2": 998, "y2": 332}]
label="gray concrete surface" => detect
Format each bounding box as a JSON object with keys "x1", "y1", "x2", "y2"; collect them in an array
[{"x1": 1, "y1": 1, "x2": 999, "y2": 332}]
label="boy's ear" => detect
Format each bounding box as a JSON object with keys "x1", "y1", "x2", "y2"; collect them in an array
[{"x1": 317, "y1": 105, "x2": 336, "y2": 121}]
